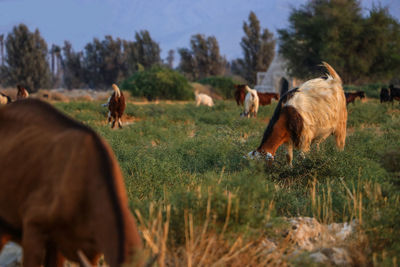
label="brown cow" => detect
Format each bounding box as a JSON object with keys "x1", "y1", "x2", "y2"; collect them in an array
[
  {"x1": 17, "y1": 85, "x2": 29, "y2": 100},
  {"x1": 345, "y1": 91, "x2": 365, "y2": 105},
  {"x1": 105, "y1": 84, "x2": 126, "y2": 129},
  {"x1": 0, "y1": 99, "x2": 142, "y2": 267},
  {"x1": 234, "y1": 84, "x2": 279, "y2": 106},
  {"x1": 257, "y1": 91, "x2": 279, "y2": 105}
]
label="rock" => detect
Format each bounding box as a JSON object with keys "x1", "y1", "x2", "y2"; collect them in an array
[
  {"x1": 263, "y1": 217, "x2": 357, "y2": 266},
  {"x1": 309, "y1": 251, "x2": 329, "y2": 263},
  {"x1": 0, "y1": 242, "x2": 22, "y2": 267}
]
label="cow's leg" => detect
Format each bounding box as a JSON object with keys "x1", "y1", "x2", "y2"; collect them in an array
[
  {"x1": 334, "y1": 122, "x2": 346, "y2": 151},
  {"x1": 44, "y1": 243, "x2": 64, "y2": 267},
  {"x1": 21, "y1": 225, "x2": 46, "y2": 267},
  {"x1": 118, "y1": 117, "x2": 123, "y2": 129},
  {"x1": 111, "y1": 118, "x2": 116, "y2": 129},
  {"x1": 286, "y1": 142, "x2": 293, "y2": 167}
]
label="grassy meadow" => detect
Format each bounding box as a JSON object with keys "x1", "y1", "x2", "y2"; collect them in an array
[{"x1": 55, "y1": 97, "x2": 400, "y2": 266}]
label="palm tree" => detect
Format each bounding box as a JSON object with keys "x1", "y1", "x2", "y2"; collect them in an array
[{"x1": 0, "y1": 34, "x2": 4, "y2": 66}]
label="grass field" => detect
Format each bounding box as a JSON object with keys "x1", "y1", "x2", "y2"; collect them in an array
[{"x1": 55, "y1": 97, "x2": 400, "y2": 266}]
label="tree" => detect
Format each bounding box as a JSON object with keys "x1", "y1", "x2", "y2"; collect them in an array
[
  {"x1": 278, "y1": 0, "x2": 400, "y2": 83},
  {"x1": 0, "y1": 24, "x2": 50, "y2": 91},
  {"x1": 122, "y1": 30, "x2": 161, "y2": 76},
  {"x1": 134, "y1": 30, "x2": 161, "y2": 69},
  {"x1": 166, "y1": 49, "x2": 175, "y2": 69},
  {"x1": 232, "y1": 11, "x2": 275, "y2": 85},
  {"x1": 62, "y1": 41, "x2": 85, "y2": 89},
  {"x1": 82, "y1": 36, "x2": 125, "y2": 89},
  {"x1": 0, "y1": 34, "x2": 4, "y2": 66},
  {"x1": 178, "y1": 34, "x2": 227, "y2": 80}
]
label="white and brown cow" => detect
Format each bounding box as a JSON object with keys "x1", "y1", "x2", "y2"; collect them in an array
[{"x1": 247, "y1": 62, "x2": 347, "y2": 166}]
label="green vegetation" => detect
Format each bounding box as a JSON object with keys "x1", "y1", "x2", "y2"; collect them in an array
[
  {"x1": 120, "y1": 66, "x2": 194, "y2": 101},
  {"x1": 55, "y1": 96, "x2": 400, "y2": 265},
  {"x1": 198, "y1": 76, "x2": 241, "y2": 99},
  {"x1": 278, "y1": 0, "x2": 400, "y2": 83},
  {"x1": 0, "y1": 24, "x2": 50, "y2": 92},
  {"x1": 231, "y1": 11, "x2": 275, "y2": 86}
]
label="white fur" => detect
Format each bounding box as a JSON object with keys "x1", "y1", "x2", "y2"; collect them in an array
[
  {"x1": 242, "y1": 86, "x2": 259, "y2": 118},
  {"x1": 0, "y1": 95, "x2": 8, "y2": 105},
  {"x1": 246, "y1": 150, "x2": 274, "y2": 161},
  {"x1": 112, "y1": 84, "x2": 121, "y2": 98},
  {"x1": 102, "y1": 96, "x2": 111, "y2": 107},
  {"x1": 284, "y1": 62, "x2": 347, "y2": 153},
  {"x1": 195, "y1": 93, "x2": 214, "y2": 107}
]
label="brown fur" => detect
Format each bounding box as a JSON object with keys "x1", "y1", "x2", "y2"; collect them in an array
[
  {"x1": 345, "y1": 91, "x2": 365, "y2": 105},
  {"x1": 234, "y1": 84, "x2": 247, "y2": 106},
  {"x1": 257, "y1": 92, "x2": 279, "y2": 105},
  {"x1": 235, "y1": 84, "x2": 280, "y2": 106},
  {"x1": 0, "y1": 99, "x2": 142, "y2": 267},
  {"x1": 17, "y1": 85, "x2": 29, "y2": 100},
  {"x1": 108, "y1": 84, "x2": 126, "y2": 129}
]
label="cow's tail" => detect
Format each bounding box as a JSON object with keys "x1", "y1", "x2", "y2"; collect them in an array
[
  {"x1": 112, "y1": 84, "x2": 121, "y2": 98},
  {"x1": 322, "y1": 62, "x2": 342, "y2": 84},
  {"x1": 245, "y1": 85, "x2": 257, "y2": 99}
]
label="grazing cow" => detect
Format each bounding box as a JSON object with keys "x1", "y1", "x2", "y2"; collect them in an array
[
  {"x1": 106, "y1": 84, "x2": 126, "y2": 129},
  {"x1": 195, "y1": 91, "x2": 214, "y2": 107},
  {"x1": 389, "y1": 84, "x2": 400, "y2": 104},
  {"x1": 380, "y1": 87, "x2": 390, "y2": 103},
  {"x1": 345, "y1": 91, "x2": 365, "y2": 105},
  {"x1": 0, "y1": 99, "x2": 142, "y2": 267},
  {"x1": 247, "y1": 62, "x2": 347, "y2": 166},
  {"x1": 240, "y1": 85, "x2": 259, "y2": 118},
  {"x1": 235, "y1": 84, "x2": 279, "y2": 106},
  {"x1": 17, "y1": 85, "x2": 29, "y2": 100},
  {"x1": 0, "y1": 92, "x2": 12, "y2": 105}
]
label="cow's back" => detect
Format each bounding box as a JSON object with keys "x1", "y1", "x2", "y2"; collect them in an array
[
  {"x1": 286, "y1": 77, "x2": 347, "y2": 142},
  {"x1": 0, "y1": 99, "x2": 141, "y2": 265}
]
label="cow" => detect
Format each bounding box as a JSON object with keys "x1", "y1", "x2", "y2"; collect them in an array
[
  {"x1": 247, "y1": 62, "x2": 347, "y2": 166},
  {"x1": 0, "y1": 92, "x2": 12, "y2": 105},
  {"x1": 389, "y1": 84, "x2": 400, "y2": 104},
  {"x1": 195, "y1": 92, "x2": 214, "y2": 107},
  {"x1": 104, "y1": 84, "x2": 126, "y2": 129},
  {"x1": 240, "y1": 85, "x2": 259, "y2": 118},
  {"x1": 345, "y1": 91, "x2": 365, "y2": 105},
  {"x1": 17, "y1": 85, "x2": 29, "y2": 100},
  {"x1": 235, "y1": 84, "x2": 279, "y2": 106},
  {"x1": 0, "y1": 99, "x2": 142, "y2": 267},
  {"x1": 380, "y1": 87, "x2": 390, "y2": 103}
]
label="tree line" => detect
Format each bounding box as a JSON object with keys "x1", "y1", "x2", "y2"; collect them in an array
[
  {"x1": 0, "y1": 0, "x2": 399, "y2": 92},
  {"x1": 0, "y1": 11, "x2": 275, "y2": 92}
]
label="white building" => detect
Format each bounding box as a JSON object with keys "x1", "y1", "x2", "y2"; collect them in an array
[{"x1": 254, "y1": 54, "x2": 301, "y2": 95}]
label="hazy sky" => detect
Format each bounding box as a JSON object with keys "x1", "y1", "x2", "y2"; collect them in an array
[{"x1": 1, "y1": 0, "x2": 399, "y2": 62}]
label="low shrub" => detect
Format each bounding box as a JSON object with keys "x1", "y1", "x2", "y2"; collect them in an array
[{"x1": 121, "y1": 66, "x2": 194, "y2": 101}]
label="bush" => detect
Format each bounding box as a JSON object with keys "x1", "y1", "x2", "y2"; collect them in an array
[
  {"x1": 121, "y1": 66, "x2": 194, "y2": 101},
  {"x1": 198, "y1": 76, "x2": 242, "y2": 99}
]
